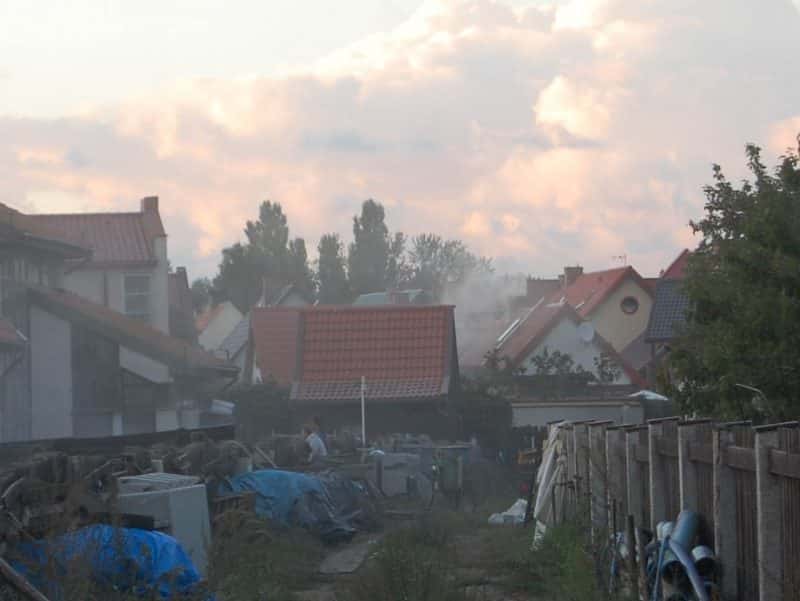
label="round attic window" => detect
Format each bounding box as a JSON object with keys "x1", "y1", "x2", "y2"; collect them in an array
[{"x1": 620, "y1": 296, "x2": 639, "y2": 315}]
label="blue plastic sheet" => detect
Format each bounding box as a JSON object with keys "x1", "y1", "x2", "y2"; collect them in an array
[
  {"x1": 11, "y1": 525, "x2": 201, "y2": 599},
  {"x1": 219, "y1": 470, "x2": 361, "y2": 543}
]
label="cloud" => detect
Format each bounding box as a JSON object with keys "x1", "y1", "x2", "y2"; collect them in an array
[{"x1": 2, "y1": 0, "x2": 800, "y2": 279}]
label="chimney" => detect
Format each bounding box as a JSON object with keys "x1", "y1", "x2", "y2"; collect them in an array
[
  {"x1": 141, "y1": 196, "x2": 159, "y2": 213},
  {"x1": 563, "y1": 265, "x2": 583, "y2": 288}
]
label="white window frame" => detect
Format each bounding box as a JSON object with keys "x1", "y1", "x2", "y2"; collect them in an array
[{"x1": 124, "y1": 273, "x2": 151, "y2": 322}]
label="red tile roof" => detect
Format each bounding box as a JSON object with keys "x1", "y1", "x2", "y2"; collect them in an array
[
  {"x1": 27, "y1": 213, "x2": 161, "y2": 268},
  {"x1": 559, "y1": 266, "x2": 652, "y2": 317},
  {"x1": 0, "y1": 203, "x2": 90, "y2": 259},
  {"x1": 495, "y1": 300, "x2": 572, "y2": 367},
  {"x1": 29, "y1": 287, "x2": 235, "y2": 376},
  {"x1": 292, "y1": 305, "x2": 456, "y2": 403},
  {"x1": 250, "y1": 307, "x2": 303, "y2": 386},
  {"x1": 661, "y1": 249, "x2": 690, "y2": 280}
]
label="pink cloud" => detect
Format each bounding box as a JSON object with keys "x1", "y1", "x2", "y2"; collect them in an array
[{"x1": 1, "y1": 0, "x2": 799, "y2": 279}]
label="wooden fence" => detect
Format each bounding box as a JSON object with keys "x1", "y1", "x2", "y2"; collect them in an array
[{"x1": 550, "y1": 418, "x2": 800, "y2": 601}]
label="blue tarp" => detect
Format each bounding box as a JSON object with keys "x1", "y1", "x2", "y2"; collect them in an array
[
  {"x1": 219, "y1": 470, "x2": 363, "y2": 543},
  {"x1": 11, "y1": 525, "x2": 201, "y2": 599}
]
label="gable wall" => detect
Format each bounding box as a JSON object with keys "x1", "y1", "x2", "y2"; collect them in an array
[{"x1": 589, "y1": 278, "x2": 653, "y2": 352}]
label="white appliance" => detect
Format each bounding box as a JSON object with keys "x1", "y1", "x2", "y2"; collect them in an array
[{"x1": 117, "y1": 473, "x2": 211, "y2": 576}]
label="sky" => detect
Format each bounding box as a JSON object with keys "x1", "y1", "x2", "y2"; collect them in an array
[{"x1": 2, "y1": 0, "x2": 800, "y2": 279}]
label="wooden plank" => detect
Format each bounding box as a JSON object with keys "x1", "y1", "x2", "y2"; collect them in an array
[
  {"x1": 656, "y1": 437, "x2": 679, "y2": 458},
  {"x1": 0, "y1": 556, "x2": 52, "y2": 601},
  {"x1": 768, "y1": 448, "x2": 800, "y2": 480},
  {"x1": 634, "y1": 444, "x2": 650, "y2": 464},
  {"x1": 688, "y1": 441, "x2": 713, "y2": 465},
  {"x1": 724, "y1": 445, "x2": 756, "y2": 472}
]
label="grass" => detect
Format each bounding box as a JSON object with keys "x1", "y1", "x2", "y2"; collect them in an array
[{"x1": 207, "y1": 510, "x2": 325, "y2": 601}]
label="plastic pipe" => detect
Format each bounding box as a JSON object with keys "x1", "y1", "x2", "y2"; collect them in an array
[{"x1": 667, "y1": 538, "x2": 710, "y2": 601}]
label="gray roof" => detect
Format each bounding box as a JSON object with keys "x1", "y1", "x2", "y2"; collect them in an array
[
  {"x1": 645, "y1": 279, "x2": 690, "y2": 343},
  {"x1": 353, "y1": 289, "x2": 432, "y2": 306},
  {"x1": 218, "y1": 314, "x2": 250, "y2": 359}
]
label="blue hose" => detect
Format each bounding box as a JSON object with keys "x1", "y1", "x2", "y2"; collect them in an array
[{"x1": 667, "y1": 539, "x2": 710, "y2": 601}]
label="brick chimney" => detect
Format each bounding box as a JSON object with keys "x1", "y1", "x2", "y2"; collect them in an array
[
  {"x1": 563, "y1": 265, "x2": 583, "y2": 288},
  {"x1": 141, "y1": 196, "x2": 159, "y2": 213}
]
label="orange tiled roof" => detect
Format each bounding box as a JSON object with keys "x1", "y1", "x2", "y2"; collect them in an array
[{"x1": 285, "y1": 305, "x2": 456, "y2": 403}]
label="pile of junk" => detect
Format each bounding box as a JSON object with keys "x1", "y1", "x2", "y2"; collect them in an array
[
  {"x1": 615, "y1": 509, "x2": 718, "y2": 601},
  {"x1": 0, "y1": 433, "x2": 383, "y2": 600}
]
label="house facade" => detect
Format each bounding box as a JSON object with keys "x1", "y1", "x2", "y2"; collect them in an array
[
  {"x1": 27, "y1": 196, "x2": 170, "y2": 333},
  {"x1": 0, "y1": 200, "x2": 237, "y2": 442}
]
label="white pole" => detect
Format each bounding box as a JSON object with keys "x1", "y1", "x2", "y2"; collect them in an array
[{"x1": 361, "y1": 376, "x2": 366, "y2": 448}]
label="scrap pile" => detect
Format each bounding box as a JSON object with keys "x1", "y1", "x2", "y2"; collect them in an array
[{"x1": 0, "y1": 430, "x2": 381, "y2": 600}]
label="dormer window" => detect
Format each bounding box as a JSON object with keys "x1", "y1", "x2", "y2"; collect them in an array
[{"x1": 620, "y1": 296, "x2": 639, "y2": 315}]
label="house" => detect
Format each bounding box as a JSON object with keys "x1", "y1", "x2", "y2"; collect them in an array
[
  {"x1": 26, "y1": 287, "x2": 237, "y2": 439},
  {"x1": 27, "y1": 197, "x2": 170, "y2": 333},
  {"x1": 168, "y1": 267, "x2": 197, "y2": 343},
  {"x1": 0, "y1": 200, "x2": 237, "y2": 442},
  {"x1": 488, "y1": 293, "x2": 648, "y2": 428},
  {"x1": 196, "y1": 301, "x2": 244, "y2": 351},
  {"x1": 246, "y1": 305, "x2": 460, "y2": 439},
  {"x1": 557, "y1": 265, "x2": 654, "y2": 353},
  {"x1": 219, "y1": 284, "x2": 311, "y2": 376}
]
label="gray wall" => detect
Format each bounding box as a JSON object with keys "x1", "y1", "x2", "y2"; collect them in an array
[
  {"x1": 512, "y1": 401, "x2": 644, "y2": 428},
  {"x1": 30, "y1": 306, "x2": 73, "y2": 440}
]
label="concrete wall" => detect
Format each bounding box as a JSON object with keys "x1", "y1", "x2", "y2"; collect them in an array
[
  {"x1": 30, "y1": 307, "x2": 73, "y2": 440},
  {"x1": 512, "y1": 401, "x2": 643, "y2": 428},
  {"x1": 199, "y1": 302, "x2": 244, "y2": 351},
  {"x1": 590, "y1": 278, "x2": 653, "y2": 352},
  {"x1": 518, "y1": 316, "x2": 631, "y2": 384}
]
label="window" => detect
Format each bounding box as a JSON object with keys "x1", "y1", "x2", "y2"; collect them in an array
[
  {"x1": 124, "y1": 274, "x2": 151, "y2": 321},
  {"x1": 620, "y1": 296, "x2": 639, "y2": 315}
]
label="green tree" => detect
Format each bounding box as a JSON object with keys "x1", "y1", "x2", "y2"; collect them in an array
[
  {"x1": 190, "y1": 277, "x2": 213, "y2": 313},
  {"x1": 348, "y1": 199, "x2": 398, "y2": 295},
  {"x1": 287, "y1": 238, "x2": 315, "y2": 301},
  {"x1": 316, "y1": 233, "x2": 351, "y2": 304},
  {"x1": 407, "y1": 233, "x2": 493, "y2": 300},
  {"x1": 212, "y1": 243, "x2": 262, "y2": 313},
  {"x1": 669, "y1": 140, "x2": 800, "y2": 420},
  {"x1": 528, "y1": 348, "x2": 590, "y2": 399},
  {"x1": 214, "y1": 201, "x2": 314, "y2": 311}
]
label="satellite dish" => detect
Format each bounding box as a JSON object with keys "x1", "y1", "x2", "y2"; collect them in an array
[{"x1": 578, "y1": 322, "x2": 595, "y2": 343}]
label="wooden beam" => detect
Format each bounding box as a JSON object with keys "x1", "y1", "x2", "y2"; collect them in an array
[
  {"x1": 655, "y1": 437, "x2": 678, "y2": 458},
  {"x1": 724, "y1": 445, "x2": 756, "y2": 472},
  {"x1": 768, "y1": 448, "x2": 800, "y2": 480},
  {"x1": 687, "y1": 441, "x2": 713, "y2": 465}
]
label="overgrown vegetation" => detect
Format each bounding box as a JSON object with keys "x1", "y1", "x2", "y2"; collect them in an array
[{"x1": 207, "y1": 510, "x2": 325, "y2": 601}]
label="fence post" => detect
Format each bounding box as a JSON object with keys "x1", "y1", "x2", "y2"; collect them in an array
[
  {"x1": 573, "y1": 422, "x2": 590, "y2": 507},
  {"x1": 678, "y1": 419, "x2": 707, "y2": 510},
  {"x1": 606, "y1": 425, "x2": 628, "y2": 528},
  {"x1": 625, "y1": 426, "x2": 646, "y2": 531},
  {"x1": 649, "y1": 418, "x2": 677, "y2": 531},
  {"x1": 755, "y1": 423, "x2": 797, "y2": 601},
  {"x1": 589, "y1": 421, "x2": 611, "y2": 539},
  {"x1": 563, "y1": 423, "x2": 575, "y2": 517},
  {"x1": 714, "y1": 425, "x2": 739, "y2": 601}
]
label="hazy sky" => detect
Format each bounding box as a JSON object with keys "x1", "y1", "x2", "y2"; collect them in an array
[{"x1": 2, "y1": 0, "x2": 800, "y2": 278}]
